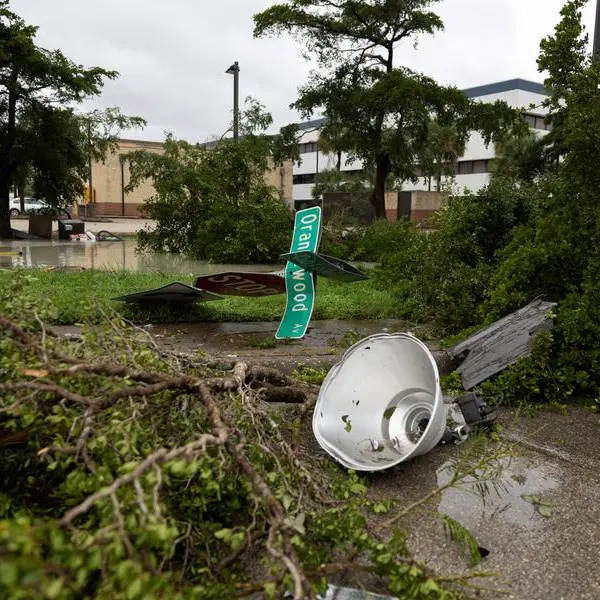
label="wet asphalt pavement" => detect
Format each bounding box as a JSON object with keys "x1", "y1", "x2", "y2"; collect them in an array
[{"x1": 362, "y1": 403, "x2": 600, "y2": 600}]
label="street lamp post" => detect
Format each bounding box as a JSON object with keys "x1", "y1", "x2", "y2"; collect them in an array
[
  {"x1": 225, "y1": 61, "x2": 240, "y2": 141},
  {"x1": 86, "y1": 121, "x2": 92, "y2": 218},
  {"x1": 594, "y1": 0, "x2": 600, "y2": 63}
]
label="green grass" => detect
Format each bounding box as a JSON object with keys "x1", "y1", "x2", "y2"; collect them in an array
[{"x1": 0, "y1": 269, "x2": 402, "y2": 325}]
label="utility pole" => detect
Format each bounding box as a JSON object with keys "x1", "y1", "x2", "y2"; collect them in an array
[
  {"x1": 86, "y1": 121, "x2": 92, "y2": 218},
  {"x1": 225, "y1": 61, "x2": 240, "y2": 141},
  {"x1": 594, "y1": 0, "x2": 600, "y2": 63}
]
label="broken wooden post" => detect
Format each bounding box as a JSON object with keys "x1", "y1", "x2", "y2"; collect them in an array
[{"x1": 446, "y1": 299, "x2": 557, "y2": 390}]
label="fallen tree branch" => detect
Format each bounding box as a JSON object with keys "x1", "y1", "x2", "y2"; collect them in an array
[
  {"x1": 0, "y1": 315, "x2": 83, "y2": 366},
  {"x1": 257, "y1": 384, "x2": 309, "y2": 404},
  {"x1": 12, "y1": 363, "x2": 307, "y2": 413},
  {"x1": 246, "y1": 365, "x2": 294, "y2": 387},
  {"x1": 1, "y1": 312, "x2": 497, "y2": 599},
  {"x1": 0, "y1": 381, "x2": 93, "y2": 406},
  {"x1": 60, "y1": 435, "x2": 227, "y2": 528}
]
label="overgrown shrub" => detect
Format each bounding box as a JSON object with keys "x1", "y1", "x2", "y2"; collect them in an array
[
  {"x1": 368, "y1": 2, "x2": 600, "y2": 403},
  {"x1": 473, "y1": 0, "x2": 600, "y2": 402},
  {"x1": 371, "y1": 177, "x2": 534, "y2": 330},
  {"x1": 482, "y1": 176, "x2": 585, "y2": 319},
  {"x1": 318, "y1": 223, "x2": 367, "y2": 260},
  {"x1": 481, "y1": 251, "x2": 600, "y2": 405},
  {"x1": 319, "y1": 218, "x2": 419, "y2": 262},
  {"x1": 131, "y1": 136, "x2": 294, "y2": 263}
]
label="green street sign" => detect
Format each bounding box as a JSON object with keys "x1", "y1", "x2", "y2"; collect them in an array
[
  {"x1": 276, "y1": 206, "x2": 322, "y2": 339},
  {"x1": 276, "y1": 264, "x2": 316, "y2": 339}
]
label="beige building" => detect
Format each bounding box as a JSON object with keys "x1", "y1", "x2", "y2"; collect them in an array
[{"x1": 79, "y1": 138, "x2": 294, "y2": 217}]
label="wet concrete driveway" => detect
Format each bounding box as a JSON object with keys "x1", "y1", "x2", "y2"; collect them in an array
[{"x1": 144, "y1": 319, "x2": 426, "y2": 371}]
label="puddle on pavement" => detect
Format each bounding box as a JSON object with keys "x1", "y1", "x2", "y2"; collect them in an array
[
  {"x1": 0, "y1": 240, "x2": 282, "y2": 274},
  {"x1": 437, "y1": 454, "x2": 562, "y2": 530}
]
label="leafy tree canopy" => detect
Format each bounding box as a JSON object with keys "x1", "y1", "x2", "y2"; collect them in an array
[
  {"x1": 127, "y1": 98, "x2": 298, "y2": 263},
  {"x1": 0, "y1": 2, "x2": 141, "y2": 237},
  {"x1": 14, "y1": 105, "x2": 145, "y2": 207},
  {"x1": 312, "y1": 168, "x2": 372, "y2": 200},
  {"x1": 370, "y1": 1, "x2": 600, "y2": 406},
  {"x1": 255, "y1": 0, "x2": 522, "y2": 217}
]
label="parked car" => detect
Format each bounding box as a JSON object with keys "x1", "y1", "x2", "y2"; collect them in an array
[{"x1": 9, "y1": 197, "x2": 48, "y2": 216}]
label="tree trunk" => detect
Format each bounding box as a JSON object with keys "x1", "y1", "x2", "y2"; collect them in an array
[
  {"x1": 372, "y1": 154, "x2": 390, "y2": 219},
  {"x1": 336, "y1": 151, "x2": 341, "y2": 171},
  {"x1": 19, "y1": 184, "x2": 25, "y2": 214},
  {"x1": 0, "y1": 69, "x2": 18, "y2": 239},
  {"x1": 0, "y1": 179, "x2": 12, "y2": 239}
]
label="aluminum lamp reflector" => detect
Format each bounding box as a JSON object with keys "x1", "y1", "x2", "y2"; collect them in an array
[{"x1": 312, "y1": 333, "x2": 446, "y2": 471}]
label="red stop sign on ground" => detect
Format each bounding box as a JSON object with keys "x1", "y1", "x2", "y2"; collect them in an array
[{"x1": 194, "y1": 272, "x2": 286, "y2": 297}]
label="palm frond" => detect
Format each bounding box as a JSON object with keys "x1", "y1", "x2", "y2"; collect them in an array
[{"x1": 440, "y1": 513, "x2": 485, "y2": 567}]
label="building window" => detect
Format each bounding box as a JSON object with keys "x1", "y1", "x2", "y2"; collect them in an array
[
  {"x1": 412, "y1": 163, "x2": 454, "y2": 178},
  {"x1": 535, "y1": 116, "x2": 550, "y2": 130},
  {"x1": 473, "y1": 159, "x2": 489, "y2": 174},
  {"x1": 293, "y1": 173, "x2": 317, "y2": 185},
  {"x1": 298, "y1": 142, "x2": 318, "y2": 154},
  {"x1": 523, "y1": 113, "x2": 552, "y2": 131},
  {"x1": 457, "y1": 161, "x2": 474, "y2": 175},
  {"x1": 457, "y1": 159, "x2": 490, "y2": 175},
  {"x1": 344, "y1": 169, "x2": 366, "y2": 178}
]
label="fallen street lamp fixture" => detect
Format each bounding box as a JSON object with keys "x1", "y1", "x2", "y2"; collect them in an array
[{"x1": 225, "y1": 61, "x2": 240, "y2": 141}]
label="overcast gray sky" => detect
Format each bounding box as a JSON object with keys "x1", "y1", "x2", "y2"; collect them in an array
[{"x1": 9, "y1": 0, "x2": 597, "y2": 142}]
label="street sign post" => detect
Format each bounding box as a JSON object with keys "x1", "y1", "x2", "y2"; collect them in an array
[{"x1": 276, "y1": 206, "x2": 322, "y2": 339}]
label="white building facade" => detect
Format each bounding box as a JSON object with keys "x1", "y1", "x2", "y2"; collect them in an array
[{"x1": 292, "y1": 79, "x2": 550, "y2": 207}]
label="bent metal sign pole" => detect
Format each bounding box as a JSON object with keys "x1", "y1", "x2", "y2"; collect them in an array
[{"x1": 276, "y1": 206, "x2": 322, "y2": 340}]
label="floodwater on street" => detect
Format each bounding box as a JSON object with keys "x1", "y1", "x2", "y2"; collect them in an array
[{"x1": 0, "y1": 239, "x2": 281, "y2": 275}]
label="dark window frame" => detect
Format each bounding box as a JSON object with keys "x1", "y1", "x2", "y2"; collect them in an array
[
  {"x1": 292, "y1": 173, "x2": 317, "y2": 185},
  {"x1": 298, "y1": 142, "x2": 318, "y2": 154},
  {"x1": 523, "y1": 112, "x2": 552, "y2": 131},
  {"x1": 457, "y1": 159, "x2": 490, "y2": 175}
]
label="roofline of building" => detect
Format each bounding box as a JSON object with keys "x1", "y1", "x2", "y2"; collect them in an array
[
  {"x1": 119, "y1": 79, "x2": 549, "y2": 146},
  {"x1": 297, "y1": 117, "x2": 327, "y2": 130},
  {"x1": 118, "y1": 138, "x2": 164, "y2": 148},
  {"x1": 461, "y1": 78, "x2": 548, "y2": 98}
]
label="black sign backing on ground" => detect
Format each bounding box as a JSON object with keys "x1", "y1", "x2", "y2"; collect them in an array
[{"x1": 113, "y1": 282, "x2": 224, "y2": 304}]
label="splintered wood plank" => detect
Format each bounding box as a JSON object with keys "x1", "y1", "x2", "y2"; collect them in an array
[{"x1": 447, "y1": 299, "x2": 557, "y2": 389}]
